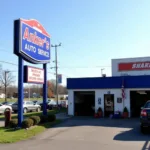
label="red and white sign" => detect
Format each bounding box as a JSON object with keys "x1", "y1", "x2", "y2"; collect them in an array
[
  {"x1": 118, "y1": 61, "x2": 150, "y2": 71},
  {"x1": 27, "y1": 66, "x2": 44, "y2": 83}
]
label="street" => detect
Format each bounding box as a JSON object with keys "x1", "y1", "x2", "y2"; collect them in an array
[{"x1": 0, "y1": 117, "x2": 150, "y2": 150}]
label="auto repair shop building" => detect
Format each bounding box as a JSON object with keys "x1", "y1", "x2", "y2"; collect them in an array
[{"x1": 67, "y1": 56, "x2": 150, "y2": 117}]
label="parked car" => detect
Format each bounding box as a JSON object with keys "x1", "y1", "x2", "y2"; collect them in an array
[
  {"x1": 33, "y1": 100, "x2": 38, "y2": 104},
  {"x1": 11, "y1": 101, "x2": 41, "y2": 113},
  {"x1": 36, "y1": 100, "x2": 51, "y2": 110},
  {"x1": 0, "y1": 103, "x2": 12, "y2": 114},
  {"x1": 48, "y1": 100, "x2": 57, "y2": 109},
  {"x1": 1, "y1": 101, "x2": 15, "y2": 106},
  {"x1": 140, "y1": 100, "x2": 150, "y2": 133}
]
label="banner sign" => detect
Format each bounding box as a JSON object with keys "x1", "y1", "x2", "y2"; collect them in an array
[
  {"x1": 24, "y1": 66, "x2": 44, "y2": 84},
  {"x1": 118, "y1": 61, "x2": 150, "y2": 71},
  {"x1": 57, "y1": 74, "x2": 62, "y2": 84},
  {"x1": 14, "y1": 19, "x2": 50, "y2": 64}
]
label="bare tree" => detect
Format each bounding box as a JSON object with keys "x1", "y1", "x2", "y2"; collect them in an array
[{"x1": 0, "y1": 70, "x2": 15, "y2": 101}]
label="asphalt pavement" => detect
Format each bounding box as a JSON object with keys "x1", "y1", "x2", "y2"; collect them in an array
[{"x1": 0, "y1": 117, "x2": 150, "y2": 150}]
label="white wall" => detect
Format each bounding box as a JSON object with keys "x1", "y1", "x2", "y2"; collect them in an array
[
  {"x1": 68, "y1": 89, "x2": 131, "y2": 117},
  {"x1": 112, "y1": 57, "x2": 150, "y2": 76},
  {"x1": 68, "y1": 90, "x2": 74, "y2": 115},
  {"x1": 95, "y1": 89, "x2": 130, "y2": 117},
  {"x1": 68, "y1": 88, "x2": 150, "y2": 117}
]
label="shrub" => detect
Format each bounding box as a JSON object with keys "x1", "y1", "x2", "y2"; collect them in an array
[
  {"x1": 21, "y1": 119, "x2": 34, "y2": 128},
  {"x1": 40, "y1": 115, "x2": 48, "y2": 123},
  {"x1": 47, "y1": 114, "x2": 56, "y2": 122},
  {"x1": 98, "y1": 107, "x2": 102, "y2": 112},
  {"x1": 123, "y1": 107, "x2": 128, "y2": 113},
  {"x1": 9, "y1": 119, "x2": 18, "y2": 128},
  {"x1": 30, "y1": 116, "x2": 41, "y2": 125}
]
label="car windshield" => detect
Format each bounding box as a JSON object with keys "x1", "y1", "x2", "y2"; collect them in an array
[{"x1": 145, "y1": 102, "x2": 150, "y2": 108}]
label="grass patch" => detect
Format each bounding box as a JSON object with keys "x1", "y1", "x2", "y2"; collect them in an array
[
  {"x1": 0, "y1": 119, "x2": 62, "y2": 143},
  {"x1": 0, "y1": 110, "x2": 59, "y2": 120}
]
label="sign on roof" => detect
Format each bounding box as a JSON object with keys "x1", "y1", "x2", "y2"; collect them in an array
[{"x1": 118, "y1": 61, "x2": 150, "y2": 71}]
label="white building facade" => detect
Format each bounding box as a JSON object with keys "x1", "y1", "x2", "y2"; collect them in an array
[{"x1": 67, "y1": 56, "x2": 150, "y2": 117}]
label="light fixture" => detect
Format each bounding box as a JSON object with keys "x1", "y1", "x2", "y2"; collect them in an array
[{"x1": 137, "y1": 91, "x2": 147, "y2": 94}]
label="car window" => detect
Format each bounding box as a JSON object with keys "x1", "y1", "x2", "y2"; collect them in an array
[
  {"x1": 30, "y1": 101, "x2": 34, "y2": 105},
  {"x1": 50, "y1": 101, "x2": 56, "y2": 105},
  {"x1": 37, "y1": 101, "x2": 42, "y2": 104},
  {"x1": 145, "y1": 102, "x2": 150, "y2": 108},
  {"x1": 2, "y1": 102, "x2": 6, "y2": 104},
  {"x1": 13, "y1": 102, "x2": 18, "y2": 105},
  {"x1": 26, "y1": 101, "x2": 32, "y2": 105}
]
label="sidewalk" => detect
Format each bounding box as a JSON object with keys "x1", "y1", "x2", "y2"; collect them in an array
[{"x1": 56, "y1": 112, "x2": 72, "y2": 120}]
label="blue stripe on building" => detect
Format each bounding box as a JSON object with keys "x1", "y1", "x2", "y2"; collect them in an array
[{"x1": 67, "y1": 75, "x2": 150, "y2": 89}]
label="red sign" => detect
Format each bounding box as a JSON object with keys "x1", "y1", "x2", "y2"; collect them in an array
[
  {"x1": 118, "y1": 62, "x2": 150, "y2": 71},
  {"x1": 27, "y1": 66, "x2": 44, "y2": 83}
]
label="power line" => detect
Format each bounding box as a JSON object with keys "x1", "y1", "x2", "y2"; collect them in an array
[
  {"x1": 0, "y1": 60, "x2": 18, "y2": 66},
  {"x1": 58, "y1": 66, "x2": 111, "y2": 69}
]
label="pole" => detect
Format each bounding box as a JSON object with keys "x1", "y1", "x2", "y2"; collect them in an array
[
  {"x1": 18, "y1": 57, "x2": 24, "y2": 127},
  {"x1": 55, "y1": 45, "x2": 58, "y2": 106},
  {"x1": 101, "y1": 68, "x2": 104, "y2": 77},
  {"x1": 28, "y1": 83, "x2": 30, "y2": 101},
  {"x1": 5, "y1": 71, "x2": 6, "y2": 102},
  {"x1": 43, "y1": 63, "x2": 47, "y2": 116},
  {"x1": 51, "y1": 43, "x2": 61, "y2": 106}
]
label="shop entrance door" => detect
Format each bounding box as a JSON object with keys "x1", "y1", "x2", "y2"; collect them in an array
[{"x1": 104, "y1": 94, "x2": 114, "y2": 117}]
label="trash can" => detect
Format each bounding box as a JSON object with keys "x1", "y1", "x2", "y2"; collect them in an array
[{"x1": 5, "y1": 109, "x2": 11, "y2": 127}]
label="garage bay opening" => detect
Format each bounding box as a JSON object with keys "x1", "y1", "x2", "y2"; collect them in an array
[
  {"x1": 74, "y1": 91, "x2": 95, "y2": 116},
  {"x1": 130, "y1": 90, "x2": 150, "y2": 117}
]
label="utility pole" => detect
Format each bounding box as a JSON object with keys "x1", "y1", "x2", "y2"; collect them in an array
[
  {"x1": 28, "y1": 83, "x2": 30, "y2": 101},
  {"x1": 51, "y1": 43, "x2": 61, "y2": 106},
  {"x1": 101, "y1": 68, "x2": 104, "y2": 77}
]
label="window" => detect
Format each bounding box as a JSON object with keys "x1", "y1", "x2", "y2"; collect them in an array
[
  {"x1": 30, "y1": 101, "x2": 33, "y2": 105},
  {"x1": 26, "y1": 101, "x2": 32, "y2": 105}
]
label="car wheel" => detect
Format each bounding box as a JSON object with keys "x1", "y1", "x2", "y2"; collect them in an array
[
  {"x1": 23, "y1": 108, "x2": 27, "y2": 114},
  {"x1": 141, "y1": 125, "x2": 147, "y2": 134},
  {"x1": 36, "y1": 107, "x2": 40, "y2": 112}
]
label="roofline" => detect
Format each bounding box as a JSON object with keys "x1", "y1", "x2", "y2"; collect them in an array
[
  {"x1": 67, "y1": 74, "x2": 150, "y2": 80},
  {"x1": 111, "y1": 56, "x2": 150, "y2": 61}
]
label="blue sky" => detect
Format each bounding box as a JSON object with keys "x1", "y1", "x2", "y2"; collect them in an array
[{"x1": 0, "y1": 0, "x2": 150, "y2": 86}]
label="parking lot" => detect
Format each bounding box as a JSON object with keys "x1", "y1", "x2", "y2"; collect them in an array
[{"x1": 0, "y1": 117, "x2": 150, "y2": 150}]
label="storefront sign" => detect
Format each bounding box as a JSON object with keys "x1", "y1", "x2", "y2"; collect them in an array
[
  {"x1": 57, "y1": 74, "x2": 62, "y2": 84},
  {"x1": 24, "y1": 66, "x2": 44, "y2": 84},
  {"x1": 14, "y1": 19, "x2": 50, "y2": 64},
  {"x1": 14, "y1": 18, "x2": 50, "y2": 127},
  {"x1": 118, "y1": 61, "x2": 150, "y2": 71}
]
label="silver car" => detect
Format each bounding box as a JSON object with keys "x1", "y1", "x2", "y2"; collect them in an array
[
  {"x1": 12, "y1": 101, "x2": 41, "y2": 113},
  {"x1": 0, "y1": 103, "x2": 12, "y2": 114}
]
